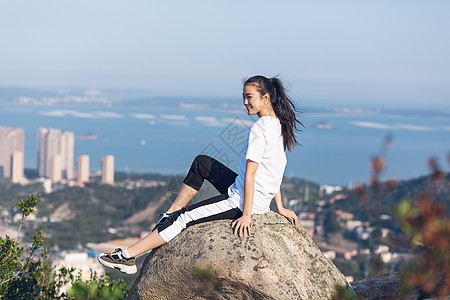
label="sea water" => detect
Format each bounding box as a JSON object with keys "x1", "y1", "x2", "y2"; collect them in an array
[{"x1": 0, "y1": 105, "x2": 449, "y2": 186}]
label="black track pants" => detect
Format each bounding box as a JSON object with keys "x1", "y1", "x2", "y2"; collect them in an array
[
  {"x1": 183, "y1": 154, "x2": 238, "y2": 195},
  {"x1": 156, "y1": 155, "x2": 242, "y2": 242}
]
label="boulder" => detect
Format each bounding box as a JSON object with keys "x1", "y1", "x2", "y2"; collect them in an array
[
  {"x1": 352, "y1": 272, "x2": 448, "y2": 300},
  {"x1": 127, "y1": 211, "x2": 353, "y2": 300},
  {"x1": 352, "y1": 273, "x2": 402, "y2": 300}
]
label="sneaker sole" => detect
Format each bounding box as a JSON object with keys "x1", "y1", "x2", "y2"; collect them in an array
[{"x1": 98, "y1": 256, "x2": 137, "y2": 275}]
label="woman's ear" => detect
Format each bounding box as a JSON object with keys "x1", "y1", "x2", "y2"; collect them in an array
[{"x1": 263, "y1": 93, "x2": 270, "y2": 104}]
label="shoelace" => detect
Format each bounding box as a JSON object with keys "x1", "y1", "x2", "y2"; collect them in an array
[
  {"x1": 151, "y1": 212, "x2": 173, "y2": 232},
  {"x1": 110, "y1": 248, "x2": 124, "y2": 258},
  {"x1": 158, "y1": 212, "x2": 171, "y2": 222}
]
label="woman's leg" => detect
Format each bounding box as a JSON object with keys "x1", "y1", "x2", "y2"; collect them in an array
[
  {"x1": 126, "y1": 230, "x2": 166, "y2": 257},
  {"x1": 166, "y1": 155, "x2": 238, "y2": 212},
  {"x1": 156, "y1": 194, "x2": 242, "y2": 243},
  {"x1": 167, "y1": 183, "x2": 198, "y2": 213},
  {"x1": 130, "y1": 194, "x2": 240, "y2": 257},
  {"x1": 98, "y1": 230, "x2": 166, "y2": 274},
  {"x1": 99, "y1": 193, "x2": 241, "y2": 273}
]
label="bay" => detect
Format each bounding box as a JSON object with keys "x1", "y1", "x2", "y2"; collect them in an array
[{"x1": 0, "y1": 105, "x2": 449, "y2": 186}]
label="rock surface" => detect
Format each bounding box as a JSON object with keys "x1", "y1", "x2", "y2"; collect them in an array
[
  {"x1": 352, "y1": 272, "x2": 449, "y2": 300},
  {"x1": 127, "y1": 211, "x2": 353, "y2": 300},
  {"x1": 352, "y1": 273, "x2": 402, "y2": 300}
]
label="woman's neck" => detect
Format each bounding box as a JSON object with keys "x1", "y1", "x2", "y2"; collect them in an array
[{"x1": 257, "y1": 109, "x2": 277, "y2": 119}]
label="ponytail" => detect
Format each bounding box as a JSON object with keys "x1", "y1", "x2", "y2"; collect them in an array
[{"x1": 244, "y1": 75, "x2": 304, "y2": 152}]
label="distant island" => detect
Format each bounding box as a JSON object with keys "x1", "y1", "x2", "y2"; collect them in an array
[
  {"x1": 1, "y1": 86, "x2": 450, "y2": 118},
  {"x1": 312, "y1": 121, "x2": 335, "y2": 130},
  {"x1": 76, "y1": 133, "x2": 98, "y2": 140}
]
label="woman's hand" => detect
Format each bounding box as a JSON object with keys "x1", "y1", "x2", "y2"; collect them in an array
[
  {"x1": 278, "y1": 207, "x2": 299, "y2": 227},
  {"x1": 232, "y1": 215, "x2": 252, "y2": 237}
]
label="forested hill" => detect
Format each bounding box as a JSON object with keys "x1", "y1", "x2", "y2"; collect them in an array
[
  {"x1": 1, "y1": 173, "x2": 175, "y2": 249},
  {"x1": 0, "y1": 172, "x2": 448, "y2": 249},
  {"x1": 331, "y1": 173, "x2": 450, "y2": 223},
  {"x1": 382, "y1": 173, "x2": 450, "y2": 208}
]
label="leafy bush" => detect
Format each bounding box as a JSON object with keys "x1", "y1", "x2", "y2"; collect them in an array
[
  {"x1": 0, "y1": 194, "x2": 129, "y2": 299},
  {"x1": 396, "y1": 180, "x2": 450, "y2": 297},
  {"x1": 68, "y1": 271, "x2": 129, "y2": 300}
]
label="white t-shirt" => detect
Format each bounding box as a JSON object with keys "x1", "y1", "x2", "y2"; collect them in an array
[{"x1": 227, "y1": 116, "x2": 287, "y2": 214}]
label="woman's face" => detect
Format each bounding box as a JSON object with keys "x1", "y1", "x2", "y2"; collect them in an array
[{"x1": 242, "y1": 84, "x2": 269, "y2": 117}]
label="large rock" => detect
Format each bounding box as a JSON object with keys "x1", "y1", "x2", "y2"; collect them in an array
[
  {"x1": 352, "y1": 272, "x2": 448, "y2": 300},
  {"x1": 352, "y1": 273, "x2": 402, "y2": 300},
  {"x1": 127, "y1": 211, "x2": 353, "y2": 299}
]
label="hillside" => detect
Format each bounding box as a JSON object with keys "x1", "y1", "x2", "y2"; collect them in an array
[
  {"x1": 1, "y1": 172, "x2": 448, "y2": 253},
  {"x1": 0, "y1": 174, "x2": 326, "y2": 249}
]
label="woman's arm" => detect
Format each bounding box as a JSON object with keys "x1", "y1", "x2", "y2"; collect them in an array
[
  {"x1": 274, "y1": 190, "x2": 299, "y2": 227},
  {"x1": 232, "y1": 159, "x2": 258, "y2": 237},
  {"x1": 274, "y1": 190, "x2": 284, "y2": 212}
]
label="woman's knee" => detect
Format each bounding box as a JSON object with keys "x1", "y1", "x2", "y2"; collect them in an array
[
  {"x1": 194, "y1": 154, "x2": 212, "y2": 164},
  {"x1": 193, "y1": 155, "x2": 214, "y2": 174}
]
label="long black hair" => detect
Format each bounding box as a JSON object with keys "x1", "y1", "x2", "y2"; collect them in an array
[{"x1": 244, "y1": 75, "x2": 304, "y2": 152}]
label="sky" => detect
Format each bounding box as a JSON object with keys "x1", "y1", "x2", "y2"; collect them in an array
[{"x1": 1, "y1": 1, "x2": 449, "y2": 111}]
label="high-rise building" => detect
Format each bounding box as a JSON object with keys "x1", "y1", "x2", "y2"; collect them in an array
[
  {"x1": 38, "y1": 128, "x2": 74, "y2": 181},
  {"x1": 61, "y1": 132, "x2": 74, "y2": 179},
  {"x1": 51, "y1": 155, "x2": 62, "y2": 183},
  {"x1": 77, "y1": 155, "x2": 89, "y2": 184},
  {"x1": 38, "y1": 128, "x2": 60, "y2": 178},
  {"x1": 0, "y1": 126, "x2": 24, "y2": 180},
  {"x1": 11, "y1": 151, "x2": 24, "y2": 183},
  {"x1": 101, "y1": 155, "x2": 114, "y2": 185}
]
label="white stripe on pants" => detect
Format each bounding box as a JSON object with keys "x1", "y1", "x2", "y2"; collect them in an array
[{"x1": 157, "y1": 194, "x2": 241, "y2": 242}]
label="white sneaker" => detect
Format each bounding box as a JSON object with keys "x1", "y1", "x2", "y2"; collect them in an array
[{"x1": 98, "y1": 248, "x2": 137, "y2": 275}]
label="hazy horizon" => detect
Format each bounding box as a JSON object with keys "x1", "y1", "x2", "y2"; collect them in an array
[{"x1": 1, "y1": 84, "x2": 449, "y2": 115}]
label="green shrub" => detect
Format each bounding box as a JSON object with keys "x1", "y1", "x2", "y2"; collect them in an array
[{"x1": 0, "y1": 194, "x2": 129, "y2": 299}]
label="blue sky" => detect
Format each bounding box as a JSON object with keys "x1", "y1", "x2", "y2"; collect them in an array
[{"x1": 1, "y1": 1, "x2": 449, "y2": 111}]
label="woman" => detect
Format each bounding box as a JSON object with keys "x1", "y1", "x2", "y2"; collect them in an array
[{"x1": 98, "y1": 75, "x2": 303, "y2": 274}]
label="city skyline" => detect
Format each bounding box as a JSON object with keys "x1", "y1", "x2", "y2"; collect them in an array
[{"x1": 0, "y1": 125, "x2": 115, "y2": 187}]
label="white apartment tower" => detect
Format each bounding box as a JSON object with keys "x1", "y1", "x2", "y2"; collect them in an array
[
  {"x1": 38, "y1": 128, "x2": 59, "y2": 178},
  {"x1": 77, "y1": 155, "x2": 90, "y2": 184},
  {"x1": 11, "y1": 151, "x2": 24, "y2": 183},
  {"x1": 0, "y1": 126, "x2": 25, "y2": 181},
  {"x1": 101, "y1": 155, "x2": 114, "y2": 185},
  {"x1": 51, "y1": 155, "x2": 62, "y2": 183},
  {"x1": 38, "y1": 128, "x2": 74, "y2": 181},
  {"x1": 61, "y1": 131, "x2": 74, "y2": 179}
]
